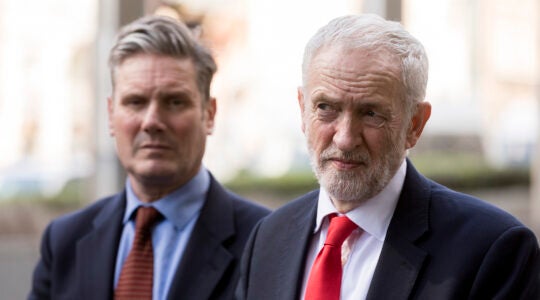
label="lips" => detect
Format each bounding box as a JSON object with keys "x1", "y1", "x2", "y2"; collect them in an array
[
  {"x1": 139, "y1": 143, "x2": 172, "y2": 151},
  {"x1": 329, "y1": 158, "x2": 363, "y2": 170},
  {"x1": 319, "y1": 147, "x2": 369, "y2": 170},
  {"x1": 141, "y1": 144, "x2": 170, "y2": 149}
]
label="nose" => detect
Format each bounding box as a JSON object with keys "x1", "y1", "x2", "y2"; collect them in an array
[
  {"x1": 141, "y1": 102, "x2": 166, "y2": 134},
  {"x1": 333, "y1": 114, "x2": 362, "y2": 152}
]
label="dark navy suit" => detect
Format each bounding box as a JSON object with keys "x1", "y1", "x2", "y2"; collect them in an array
[
  {"x1": 29, "y1": 175, "x2": 270, "y2": 300},
  {"x1": 237, "y1": 162, "x2": 540, "y2": 299}
]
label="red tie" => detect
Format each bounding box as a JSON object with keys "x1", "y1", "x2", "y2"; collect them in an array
[
  {"x1": 305, "y1": 214, "x2": 357, "y2": 300},
  {"x1": 115, "y1": 206, "x2": 161, "y2": 300}
]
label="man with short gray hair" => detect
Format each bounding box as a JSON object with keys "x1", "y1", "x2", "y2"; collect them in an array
[
  {"x1": 29, "y1": 15, "x2": 269, "y2": 300},
  {"x1": 237, "y1": 14, "x2": 539, "y2": 299}
]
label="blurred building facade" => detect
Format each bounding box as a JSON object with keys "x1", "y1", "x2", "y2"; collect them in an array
[
  {"x1": 0, "y1": 0, "x2": 539, "y2": 228},
  {"x1": 0, "y1": 0, "x2": 97, "y2": 198}
]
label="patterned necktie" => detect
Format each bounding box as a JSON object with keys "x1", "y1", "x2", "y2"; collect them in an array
[
  {"x1": 115, "y1": 206, "x2": 161, "y2": 300},
  {"x1": 305, "y1": 214, "x2": 357, "y2": 300}
]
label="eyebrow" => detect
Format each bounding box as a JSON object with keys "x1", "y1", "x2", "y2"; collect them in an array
[
  {"x1": 118, "y1": 91, "x2": 145, "y2": 100},
  {"x1": 157, "y1": 90, "x2": 194, "y2": 99},
  {"x1": 311, "y1": 92, "x2": 394, "y2": 112},
  {"x1": 310, "y1": 92, "x2": 340, "y2": 104}
]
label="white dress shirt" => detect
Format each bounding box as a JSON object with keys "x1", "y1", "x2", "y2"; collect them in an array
[{"x1": 300, "y1": 160, "x2": 407, "y2": 300}]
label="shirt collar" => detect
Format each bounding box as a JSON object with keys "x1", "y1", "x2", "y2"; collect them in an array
[
  {"x1": 314, "y1": 159, "x2": 407, "y2": 241},
  {"x1": 123, "y1": 167, "x2": 210, "y2": 230}
]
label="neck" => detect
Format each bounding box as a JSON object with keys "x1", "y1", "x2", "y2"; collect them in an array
[
  {"x1": 331, "y1": 199, "x2": 364, "y2": 214},
  {"x1": 128, "y1": 176, "x2": 188, "y2": 203}
]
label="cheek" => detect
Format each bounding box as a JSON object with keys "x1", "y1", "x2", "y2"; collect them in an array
[
  {"x1": 361, "y1": 126, "x2": 393, "y2": 150},
  {"x1": 113, "y1": 117, "x2": 137, "y2": 138},
  {"x1": 374, "y1": 125, "x2": 405, "y2": 153},
  {"x1": 112, "y1": 113, "x2": 140, "y2": 145},
  {"x1": 307, "y1": 122, "x2": 333, "y2": 148},
  {"x1": 172, "y1": 115, "x2": 206, "y2": 140}
]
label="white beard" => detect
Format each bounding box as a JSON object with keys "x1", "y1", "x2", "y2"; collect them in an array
[{"x1": 306, "y1": 128, "x2": 405, "y2": 204}]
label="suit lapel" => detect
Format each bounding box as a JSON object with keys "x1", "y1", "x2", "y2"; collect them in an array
[
  {"x1": 166, "y1": 177, "x2": 235, "y2": 300},
  {"x1": 77, "y1": 192, "x2": 126, "y2": 300},
  {"x1": 277, "y1": 191, "x2": 318, "y2": 300},
  {"x1": 367, "y1": 161, "x2": 430, "y2": 300}
]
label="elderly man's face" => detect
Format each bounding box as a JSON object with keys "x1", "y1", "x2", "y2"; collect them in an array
[
  {"x1": 108, "y1": 53, "x2": 215, "y2": 199},
  {"x1": 299, "y1": 46, "x2": 420, "y2": 207}
]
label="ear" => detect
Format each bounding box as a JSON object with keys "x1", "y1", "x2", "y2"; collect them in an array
[
  {"x1": 107, "y1": 96, "x2": 115, "y2": 137},
  {"x1": 205, "y1": 97, "x2": 217, "y2": 135},
  {"x1": 405, "y1": 101, "x2": 431, "y2": 149},
  {"x1": 297, "y1": 87, "x2": 306, "y2": 133}
]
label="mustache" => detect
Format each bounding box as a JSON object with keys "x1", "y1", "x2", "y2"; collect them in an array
[{"x1": 319, "y1": 146, "x2": 370, "y2": 163}]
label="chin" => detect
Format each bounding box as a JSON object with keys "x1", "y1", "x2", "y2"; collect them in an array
[
  {"x1": 136, "y1": 172, "x2": 178, "y2": 187},
  {"x1": 133, "y1": 163, "x2": 176, "y2": 178}
]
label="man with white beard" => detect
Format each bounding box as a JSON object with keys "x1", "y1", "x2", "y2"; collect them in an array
[{"x1": 236, "y1": 14, "x2": 540, "y2": 300}]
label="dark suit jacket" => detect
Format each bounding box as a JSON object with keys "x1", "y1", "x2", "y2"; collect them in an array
[
  {"x1": 237, "y1": 162, "x2": 540, "y2": 299},
  {"x1": 29, "y1": 175, "x2": 270, "y2": 300}
]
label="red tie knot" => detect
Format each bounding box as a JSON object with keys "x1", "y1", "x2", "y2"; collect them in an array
[
  {"x1": 325, "y1": 215, "x2": 357, "y2": 247},
  {"x1": 135, "y1": 206, "x2": 162, "y2": 231}
]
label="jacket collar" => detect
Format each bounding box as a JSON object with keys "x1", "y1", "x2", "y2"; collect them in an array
[
  {"x1": 166, "y1": 175, "x2": 236, "y2": 300},
  {"x1": 76, "y1": 174, "x2": 240, "y2": 300},
  {"x1": 278, "y1": 190, "x2": 319, "y2": 300},
  {"x1": 366, "y1": 159, "x2": 431, "y2": 300},
  {"x1": 77, "y1": 191, "x2": 126, "y2": 300}
]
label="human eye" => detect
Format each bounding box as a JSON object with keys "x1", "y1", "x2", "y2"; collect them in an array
[
  {"x1": 165, "y1": 93, "x2": 192, "y2": 109},
  {"x1": 361, "y1": 109, "x2": 386, "y2": 128},
  {"x1": 169, "y1": 98, "x2": 184, "y2": 106},
  {"x1": 168, "y1": 98, "x2": 190, "y2": 110},
  {"x1": 315, "y1": 102, "x2": 339, "y2": 120},
  {"x1": 316, "y1": 102, "x2": 332, "y2": 111},
  {"x1": 122, "y1": 96, "x2": 145, "y2": 108}
]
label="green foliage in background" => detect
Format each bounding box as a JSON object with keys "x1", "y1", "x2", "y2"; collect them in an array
[
  {"x1": 0, "y1": 178, "x2": 87, "y2": 209},
  {"x1": 409, "y1": 152, "x2": 529, "y2": 191},
  {"x1": 227, "y1": 152, "x2": 530, "y2": 197},
  {"x1": 1, "y1": 152, "x2": 530, "y2": 206},
  {"x1": 225, "y1": 170, "x2": 318, "y2": 197}
]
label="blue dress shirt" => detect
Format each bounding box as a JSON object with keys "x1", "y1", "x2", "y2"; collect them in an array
[{"x1": 114, "y1": 168, "x2": 210, "y2": 300}]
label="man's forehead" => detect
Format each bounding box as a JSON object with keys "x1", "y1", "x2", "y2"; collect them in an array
[
  {"x1": 306, "y1": 49, "x2": 402, "y2": 92},
  {"x1": 310, "y1": 45, "x2": 400, "y2": 74}
]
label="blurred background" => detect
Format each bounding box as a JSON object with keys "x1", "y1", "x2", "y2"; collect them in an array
[{"x1": 1, "y1": 0, "x2": 539, "y2": 297}]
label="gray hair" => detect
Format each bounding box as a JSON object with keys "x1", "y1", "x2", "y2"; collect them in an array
[
  {"x1": 302, "y1": 14, "x2": 428, "y2": 114},
  {"x1": 109, "y1": 15, "x2": 217, "y2": 101}
]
